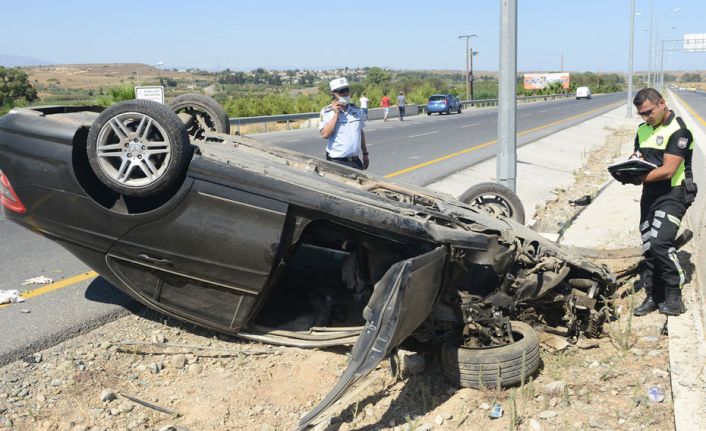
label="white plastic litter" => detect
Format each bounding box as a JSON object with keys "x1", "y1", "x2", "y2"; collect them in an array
[
  {"x1": 21, "y1": 276, "x2": 53, "y2": 285},
  {"x1": 0, "y1": 290, "x2": 26, "y2": 304}
]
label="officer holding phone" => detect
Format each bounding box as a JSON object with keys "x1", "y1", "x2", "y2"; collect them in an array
[{"x1": 319, "y1": 77, "x2": 369, "y2": 170}]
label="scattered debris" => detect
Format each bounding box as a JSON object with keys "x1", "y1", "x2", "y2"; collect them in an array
[
  {"x1": 489, "y1": 403, "x2": 503, "y2": 419},
  {"x1": 647, "y1": 387, "x2": 665, "y2": 403},
  {"x1": 0, "y1": 289, "x2": 25, "y2": 304},
  {"x1": 118, "y1": 392, "x2": 181, "y2": 417},
  {"x1": 575, "y1": 339, "x2": 600, "y2": 349},
  {"x1": 569, "y1": 195, "x2": 592, "y2": 206},
  {"x1": 21, "y1": 276, "x2": 53, "y2": 285},
  {"x1": 539, "y1": 332, "x2": 571, "y2": 352}
]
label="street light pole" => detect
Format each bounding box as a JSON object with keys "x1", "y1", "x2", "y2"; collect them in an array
[
  {"x1": 498, "y1": 0, "x2": 517, "y2": 192},
  {"x1": 627, "y1": 0, "x2": 635, "y2": 117},
  {"x1": 647, "y1": 0, "x2": 654, "y2": 87},
  {"x1": 458, "y1": 34, "x2": 477, "y2": 101},
  {"x1": 649, "y1": 7, "x2": 680, "y2": 88}
]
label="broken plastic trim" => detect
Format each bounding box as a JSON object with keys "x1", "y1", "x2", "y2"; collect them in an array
[{"x1": 296, "y1": 246, "x2": 446, "y2": 430}]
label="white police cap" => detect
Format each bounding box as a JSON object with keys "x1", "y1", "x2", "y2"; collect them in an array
[{"x1": 329, "y1": 77, "x2": 349, "y2": 92}]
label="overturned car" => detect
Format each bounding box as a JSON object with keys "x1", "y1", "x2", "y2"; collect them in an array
[{"x1": 0, "y1": 96, "x2": 616, "y2": 429}]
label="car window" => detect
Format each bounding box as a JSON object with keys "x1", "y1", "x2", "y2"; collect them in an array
[{"x1": 429, "y1": 95, "x2": 445, "y2": 102}]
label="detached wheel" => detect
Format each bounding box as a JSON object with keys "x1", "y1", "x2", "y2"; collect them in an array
[
  {"x1": 169, "y1": 93, "x2": 229, "y2": 138},
  {"x1": 442, "y1": 321, "x2": 540, "y2": 389},
  {"x1": 86, "y1": 99, "x2": 192, "y2": 197},
  {"x1": 459, "y1": 182, "x2": 526, "y2": 225}
]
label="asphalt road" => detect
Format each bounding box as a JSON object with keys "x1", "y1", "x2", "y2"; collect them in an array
[
  {"x1": 673, "y1": 88, "x2": 706, "y2": 129},
  {"x1": 0, "y1": 92, "x2": 638, "y2": 365},
  {"x1": 259, "y1": 92, "x2": 626, "y2": 185}
]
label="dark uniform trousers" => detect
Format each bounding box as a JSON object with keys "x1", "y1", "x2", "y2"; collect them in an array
[
  {"x1": 326, "y1": 154, "x2": 363, "y2": 170},
  {"x1": 639, "y1": 186, "x2": 689, "y2": 302}
]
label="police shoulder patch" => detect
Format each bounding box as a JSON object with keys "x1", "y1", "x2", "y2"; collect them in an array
[
  {"x1": 677, "y1": 137, "x2": 689, "y2": 149},
  {"x1": 656, "y1": 136, "x2": 664, "y2": 145}
]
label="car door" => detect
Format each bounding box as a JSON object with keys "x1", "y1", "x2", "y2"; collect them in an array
[
  {"x1": 106, "y1": 178, "x2": 288, "y2": 333},
  {"x1": 296, "y1": 245, "x2": 447, "y2": 430}
]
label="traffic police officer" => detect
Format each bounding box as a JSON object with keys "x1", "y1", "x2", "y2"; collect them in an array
[
  {"x1": 319, "y1": 77, "x2": 369, "y2": 170},
  {"x1": 631, "y1": 88, "x2": 697, "y2": 317}
]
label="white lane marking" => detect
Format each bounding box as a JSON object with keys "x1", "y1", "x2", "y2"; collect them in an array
[
  {"x1": 460, "y1": 123, "x2": 481, "y2": 128},
  {"x1": 539, "y1": 109, "x2": 548, "y2": 112},
  {"x1": 287, "y1": 139, "x2": 302, "y2": 143},
  {"x1": 408, "y1": 131, "x2": 439, "y2": 138},
  {"x1": 520, "y1": 113, "x2": 531, "y2": 117}
]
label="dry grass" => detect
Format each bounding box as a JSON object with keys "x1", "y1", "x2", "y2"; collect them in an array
[{"x1": 24, "y1": 64, "x2": 203, "y2": 90}]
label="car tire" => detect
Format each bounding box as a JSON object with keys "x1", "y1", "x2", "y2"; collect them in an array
[
  {"x1": 427, "y1": 112, "x2": 432, "y2": 116},
  {"x1": 458, "y1": 105, "x2": 462, "y2": 114},
  {"x1": 446, "y1": 108, "x2": 451, "y2": 115},
  {"x1": 442, "y1": 321, "x2": 541, "y2": 389},
  {"x1": 458, "y1": 182, "x2": 526, "y2": 225},
  {"x1": 86, "y1": 99, "x2": 192, "y2": 197},
  {"x1": 169, "y1": 93, "x2": 230, "y2": 138}
]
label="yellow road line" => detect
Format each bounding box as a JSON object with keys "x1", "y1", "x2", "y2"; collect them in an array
[
  {"x1": 672, "y1": 92, "x2": 706, "y2": 128},
  {"x1": 0, "y1": 271, "x2": 98, "y2": 308},
  {"x1": 384, "y1": 101, "x2": 623, "y2": 178}
]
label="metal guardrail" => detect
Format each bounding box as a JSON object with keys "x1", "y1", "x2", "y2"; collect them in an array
[
  {"x1": 457, "y1": 93, "x2": 575, "y2": 110},
  {"x1": 229, "y1": 93, "x2": 575, "y2": 134}
]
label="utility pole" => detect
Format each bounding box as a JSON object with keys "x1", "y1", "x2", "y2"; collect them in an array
[
  {"x1": 470, "y1": 49, "x2": 478, "y2": 100},
  {"x1": 458, "y1": 34, "x2": 477, "y2": 101},
  {"x1": 498, "y1": 0, "x2": 517, "y2": 192}
]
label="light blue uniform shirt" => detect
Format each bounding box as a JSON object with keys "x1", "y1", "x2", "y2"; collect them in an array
[{"x1": 319, "y1": 104, "x2": 365, "y2": 158}]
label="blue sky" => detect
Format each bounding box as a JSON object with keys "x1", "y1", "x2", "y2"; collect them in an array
[{"x1": 1, "y1": 0, "x2": 703, "y2": 72}]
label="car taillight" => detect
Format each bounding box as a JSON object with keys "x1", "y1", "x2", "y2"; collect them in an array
[
  {"x1": 444, "y1": 98, "x2": 449, "y2": 104},
  {"x1": 0, "y1": 170, "x2": 26, "y2": 214}
]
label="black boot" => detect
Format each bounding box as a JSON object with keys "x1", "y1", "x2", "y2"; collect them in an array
[
  {"x1": 659, "y1": 288, "x2": 686, "y2": 316},
  {"x1": 634, "y1": 282, "x2": 659, "y2": 317},
  {"x1": 634, "y1": 296, "x2": 659, "y2": 316}
]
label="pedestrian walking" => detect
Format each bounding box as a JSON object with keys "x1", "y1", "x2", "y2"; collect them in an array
[
  {"x1": 359, "y1": 94, "x2": 369, "y2": 120},
  {"x1": 629, "y1": 88, "x2": 697, "y2": 317},
  {"x1": 319, "y1": 77, "x2": 369, "y2": 170},
  {"x1": 380, "y1": 92, "x2": 391, "y2": 122},
  {"x1": 397, "y1": 91, "x2": 406, "y2": 121}
]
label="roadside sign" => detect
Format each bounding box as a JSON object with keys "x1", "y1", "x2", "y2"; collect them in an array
[
  {"x1": 684, "y1": 34, "x2": 706, "y2": 53},
  {"x1": 134, "y1": 86, "x2": 165, "y2": 104},
  {"x1": 523, "y1": 73, "x2": 570, "y2": 90}
]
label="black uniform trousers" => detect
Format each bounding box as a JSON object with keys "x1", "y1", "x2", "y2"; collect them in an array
[
  {"x1": 639, "y1": 186, "x2": 689, "y2": 302},
  {"x1": 326, "y1": 154, "x2": 363, "y2": 170}
]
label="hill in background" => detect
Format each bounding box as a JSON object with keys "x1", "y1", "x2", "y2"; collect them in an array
[{"x1": 0, "y1": 54, "x2": 52, "y2": 67}]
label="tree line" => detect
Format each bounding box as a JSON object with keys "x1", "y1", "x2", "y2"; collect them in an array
[{"x1": 2, "y1": 65, "x2": 700, "y2": 117}]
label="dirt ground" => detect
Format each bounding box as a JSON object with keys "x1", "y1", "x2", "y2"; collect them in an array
[
  {"x1": 0, "y1": 125, "x2": 681, "y2": 431},
  {"x1": 24, "y1": 64, "x2": 201, "y2": 90}
]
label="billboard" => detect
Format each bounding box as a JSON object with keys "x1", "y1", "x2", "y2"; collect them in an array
[
  {"x1": 523, "y1": 73, "x2": 570, "y2": 90},
  {"x1": 684, "y1": 33, "x2": 706, "y2": 53}
]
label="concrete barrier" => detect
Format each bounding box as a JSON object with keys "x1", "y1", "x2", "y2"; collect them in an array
[{"x1": 668, "y1": 91, "x2": 706, "y2": 292}]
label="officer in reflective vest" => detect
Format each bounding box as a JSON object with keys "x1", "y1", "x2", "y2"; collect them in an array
[{"x1": 631, "y1": 88, "x2": 697, "y2": 317}]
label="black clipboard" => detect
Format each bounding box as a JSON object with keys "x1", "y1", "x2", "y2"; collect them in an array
[{"x1": 608, "y1": 158, "x2": 657, "y2": 184}]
